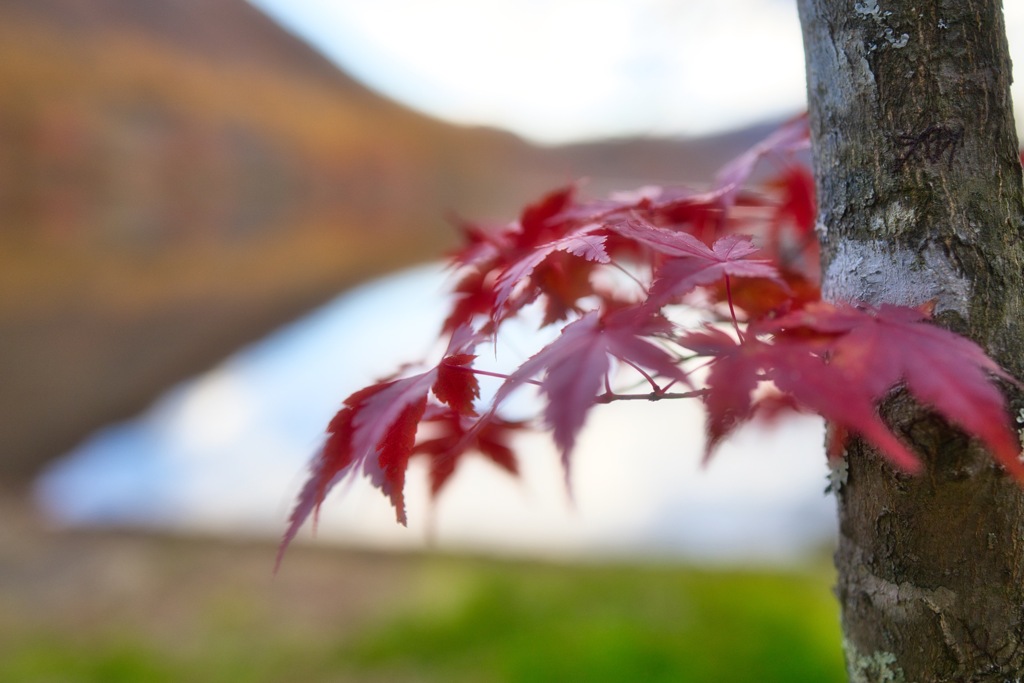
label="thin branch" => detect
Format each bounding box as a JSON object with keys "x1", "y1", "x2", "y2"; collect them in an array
[{"x1": 595, "y1": 389, "x2": 707, "y2": 404}]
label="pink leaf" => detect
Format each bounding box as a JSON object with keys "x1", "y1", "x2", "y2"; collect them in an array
[
  {"x1": 492, "y1": 225, "x2": 610, "y2": 321},
  {"x1": 763, "y1": 302, "x2": 1024, "y2": 478},
  {"x1": 610, "y1": 220, "x2": 785, "y2": 306},
  {"x1": 496, "y1": 305, "x2": 687, "y2": 479}
]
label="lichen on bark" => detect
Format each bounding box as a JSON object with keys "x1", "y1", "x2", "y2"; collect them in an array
[{"x1": 844, "y1": 638, "x2": 909, "y2": 683}]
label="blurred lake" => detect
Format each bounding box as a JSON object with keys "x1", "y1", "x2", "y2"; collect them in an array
[{"x1": 35, "y1": 263, "x2": 837, "y2": 564}]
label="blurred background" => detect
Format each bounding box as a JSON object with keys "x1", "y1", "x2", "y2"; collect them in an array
[{"x1": 4, "y1": 1, "x2": 1022, "y2": 680}]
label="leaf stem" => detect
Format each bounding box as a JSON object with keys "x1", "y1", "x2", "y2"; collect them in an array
[
  {"x1": 609, "y1": 261, "x2": 650, "y2": 296},
  {"x1": 620, "y1": 358, "x2": 662, "y2": 393},
  {"x1": 465, "y1": 366, "x2": 543, "y2": 387},
  {"x1": 725, "y1": 274, "x2": 743, "y2": 341}
]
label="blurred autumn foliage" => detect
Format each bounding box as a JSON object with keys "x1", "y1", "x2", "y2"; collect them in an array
[
  {"x1": 0, "y1": 0, "x2": 545, "y2": 305},
  {"x1": 0, "y1": 0, "x2": 543, "y2": 478}
]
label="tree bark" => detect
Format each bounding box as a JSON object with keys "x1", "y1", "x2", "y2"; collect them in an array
[{"x1": 796, "y1": 0, "x2": 1024, "y2": 679}]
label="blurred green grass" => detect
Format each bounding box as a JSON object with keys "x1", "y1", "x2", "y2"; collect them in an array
[
  {"x1": 339, "y1": 557, "x2": 845, "y2": 682},
  {"x1": 1, "y1": 548, "x2": 844, "y2": 683}
]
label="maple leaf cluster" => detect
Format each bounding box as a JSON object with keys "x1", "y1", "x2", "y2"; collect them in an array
[{"x1": 279, "y1": 114, "x2": 1023, "y2": 561}]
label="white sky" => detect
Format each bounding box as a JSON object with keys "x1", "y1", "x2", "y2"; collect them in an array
[
  {"x1": 248, "y1": 0, "x2": 806, "y2": 143},
  {"x1": 248, "y1": 0, "x2": 1024, "y2": 145}
]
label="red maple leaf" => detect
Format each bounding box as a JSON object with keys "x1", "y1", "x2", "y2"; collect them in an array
[
  {"x1": 446, "y1": 185, "x2": 576, "y2": 271},
  {"x1": 441, "y1": 186, "x2": 583, "y2": 332},
  {"x1": 277, "y1": 327, "x2": 485, "y2": 564},
  {"x1": 679, "y1": 300, "x2": 1024, "y2": 479},
  {"x1": 767, "y1": 165, "x2": 816, "y2": 240},
  {"x1": 707, "y1": 269, "x2": 820, "y2": 320},
  {"x1": 433, "y1": 351, "x2": 480, "y2": 415},
  {"x1": 516, "y1": 184, "x2": 577, "y2": 247},
  {"x1": 676, "y1": 326, "x2": 763, "y2": 454},
  {"x1": 413, "y1": 408, "x2": 525, "y2": 495},
  {"x1": 494, "y1": 304, "x2": 688, "y2": 478},
  {"x1": 444, "y1": 187, "x2": 616, "y2": 331},
  {"x1": 446, "y1": 216, "x2": 507, "y2": 270},
  {"x1": 492, "y1": 225, "x2": 610, "y2": 323},
  {"x1": 714, "y1": 112, "x2": 810, "y2": 206},
  {"x1": 609, "y1": 219, "x2": 787, "y2": 307},
  {"x1": 441, "y1": 267, "x2": 499, "y2": 334},
  {"x1": 762, "y1": 302, "x2": 1024, "y2": 478},
  {"x1": 678, "y1": 326, "x2": 923, "y2": 472}
]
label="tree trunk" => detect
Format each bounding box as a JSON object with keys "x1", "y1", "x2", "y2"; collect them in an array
[{"x1": 796, "y1": 0, "x2": 1024, "y2": 679}]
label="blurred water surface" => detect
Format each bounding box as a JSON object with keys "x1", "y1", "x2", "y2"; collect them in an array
[{"x1": 36, "y1": 263, "x2": 836, "y2": 563}]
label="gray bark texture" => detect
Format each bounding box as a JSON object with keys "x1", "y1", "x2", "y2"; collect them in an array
[{"x1": 796, "y1": 0, "x2": 1024, "y2": 680}]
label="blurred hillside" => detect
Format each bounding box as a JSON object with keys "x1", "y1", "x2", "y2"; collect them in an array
[{"x1": 0, "y1": 0, "x2": 780, "y2": 480}]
